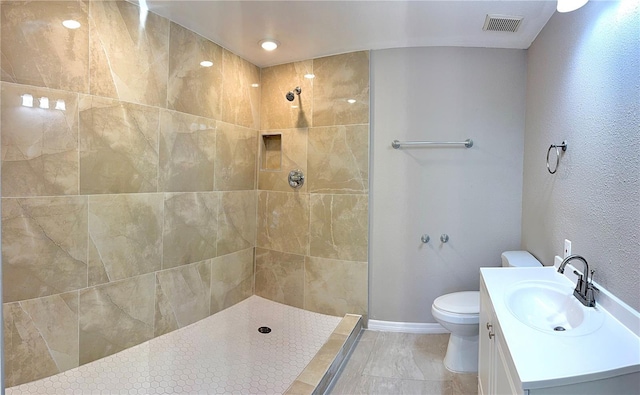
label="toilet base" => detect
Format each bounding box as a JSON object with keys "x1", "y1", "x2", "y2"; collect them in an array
[{"x1": 443, "y1": 333, "x2": 479, "y2": 373}]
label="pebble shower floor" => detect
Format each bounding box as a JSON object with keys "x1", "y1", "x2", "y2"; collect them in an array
[{"x1": 6, "y1": 296, "x2": 341, "y2": 394}]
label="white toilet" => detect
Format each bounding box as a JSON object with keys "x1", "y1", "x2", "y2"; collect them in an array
[{"x1": 431, "y1": 251, "x2": 542, "y2": 373}]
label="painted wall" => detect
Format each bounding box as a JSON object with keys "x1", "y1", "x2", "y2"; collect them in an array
[
  {"x1": 522, "y1": 1, "x2": 640, "y2": 311},
  {"x1": 1, "y1": 1, "x2": 257, "y2": 387},
  {"x1": 370, "y1": 47, "x2": 526, "y2": 323},
  {"x1": 254, "y1": 52, "x2": 370, "y2": 319}
]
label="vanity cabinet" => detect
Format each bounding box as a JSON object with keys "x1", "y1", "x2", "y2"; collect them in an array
[
  {"x1": 479, "y1": 268, "x2": 640, "y2": 395},
  {"x1": 479, "y1": 279, "x2": 524, "y2": 395}
]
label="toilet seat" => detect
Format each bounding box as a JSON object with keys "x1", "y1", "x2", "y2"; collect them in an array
[{"x1": 433, "y1": 291, "x2": 479, "y2": 314}]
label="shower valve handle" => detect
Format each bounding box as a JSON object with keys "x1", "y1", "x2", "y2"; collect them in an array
[{"x1": 288, "y1": 169, "x2": 305, "y2": 189}]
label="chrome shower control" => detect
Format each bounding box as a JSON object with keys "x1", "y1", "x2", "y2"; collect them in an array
[
  {"x1": 440, "y1": 234, "x2": 449, "y2": 243},
  {"x1": 421, "y1": 234, "x2": 430, "y2": 243},
  {"x1": 288, "y1": 169, "x2": 304, "y2": 189}
]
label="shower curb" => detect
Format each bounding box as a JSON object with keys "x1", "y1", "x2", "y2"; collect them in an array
[{"x1": 284, "y1": 314, "x2": 363, "y2": 395}]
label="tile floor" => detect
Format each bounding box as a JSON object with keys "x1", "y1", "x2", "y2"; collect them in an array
[
  {"x1": 328, "y1": 331, "x2": 478, "y2": 395},
  {"x1": 6, "y1": 296, "x2": 341, "y2": 395}
]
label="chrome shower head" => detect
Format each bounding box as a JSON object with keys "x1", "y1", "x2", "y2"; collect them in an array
[{"x1": 286, "y1": 86, "x2": 301, "y2": 102}]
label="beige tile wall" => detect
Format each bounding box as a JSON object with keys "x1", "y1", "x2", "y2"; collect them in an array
[
  {"x1": 0, "y1": 0, "x2": 370, "y2": 388},
  {"x1": 1, "y1": 0, "x2": 258, "y2": 387},
  {"x1": 255, "y1": 51, "x2": 370, "y2": 319}
]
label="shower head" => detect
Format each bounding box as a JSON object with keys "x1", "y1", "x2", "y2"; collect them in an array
[{"x1": 286, "y1": 86, "x2": 302, "y2": 102}]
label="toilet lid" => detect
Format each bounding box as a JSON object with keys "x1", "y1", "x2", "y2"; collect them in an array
[{"x1": 433, "y1": 291, "x2": 479, "y2": 314}]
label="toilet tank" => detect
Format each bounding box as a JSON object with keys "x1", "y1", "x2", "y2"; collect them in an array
[{"x1": 501, "y1": 251, "x2": 542, "y2": 267}]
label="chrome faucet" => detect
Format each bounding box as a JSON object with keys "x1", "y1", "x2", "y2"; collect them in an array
[{"x1": 558, "y1": 254, "x2": 599, "y2": 307}]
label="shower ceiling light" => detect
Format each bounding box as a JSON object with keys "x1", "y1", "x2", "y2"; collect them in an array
[
  {"x1": 200, "y1": 60, "x2": 213, "y2": 67},
  {"x1": 62, "y1": 19, "x2": 81, "y2": 29},
  {"x1": 251, "y1": 83, "x2": 260, "y2": 88},
  {"x1": 557, "y1": 0, "x2": 588, "y2": 13},
  {"x1": 259, "y1": 39, "x2": 279, "y2": 51},
  {"x1": 347, "y1": 99, "x2": 357, "y2": 104},
  {"x1": 304, "y1": 73, "x2": 315, "y2": 79}
]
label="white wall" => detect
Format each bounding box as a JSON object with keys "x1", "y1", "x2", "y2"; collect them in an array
[
  {"x1": 522, "y1": 1, "x2": 640, "y2": 311},
  {"x1": 370, "y1": 47, "x2": 526, "y2": 323}
]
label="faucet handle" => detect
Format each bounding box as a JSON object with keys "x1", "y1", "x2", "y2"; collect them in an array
[{"x1": 586, "y1": 283, "x2": 599, "y2": 306}]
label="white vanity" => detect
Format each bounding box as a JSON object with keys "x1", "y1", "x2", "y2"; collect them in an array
[{"x1": 479, "y1": 266, "x2": 640, "y2": 395}]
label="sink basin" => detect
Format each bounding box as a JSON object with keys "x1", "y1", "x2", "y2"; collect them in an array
[{"x1": 505, "y1": 280, "x2": 605, "y2": 336}]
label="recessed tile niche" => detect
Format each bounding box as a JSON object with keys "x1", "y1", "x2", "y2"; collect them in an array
[{"x1": 260, "y1": 133, "x2": 282, "y2": 171}]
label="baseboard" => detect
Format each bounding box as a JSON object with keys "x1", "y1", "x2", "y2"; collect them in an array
[{"x1": 367, "y1": 319, "x2": 449, "y2": 334}]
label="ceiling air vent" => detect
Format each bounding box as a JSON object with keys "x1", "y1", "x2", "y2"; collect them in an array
[{"x1": 483, "y1": 14, "x2": 523, "y2": 33}]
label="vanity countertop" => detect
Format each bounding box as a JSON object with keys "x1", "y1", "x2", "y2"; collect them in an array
[{"x1": 480, "y1": 266, "x2": 640, "y2": 390}]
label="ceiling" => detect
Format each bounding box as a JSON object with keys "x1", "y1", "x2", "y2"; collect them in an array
[{"x1": 144, "y1": 1, "x2": 557, "y2": 68}]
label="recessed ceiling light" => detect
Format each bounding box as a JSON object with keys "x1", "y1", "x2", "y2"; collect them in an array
[
  {"x1": 62, "y1": 19, "x2": 81, "y2": 29},
  {"x1": 347, "y1": 99, "x2": 357, "y2": 104},
  {"x1": 556, "y1": 0, "x2": 588, "y2": 13},
  {"x1": 251, "y1": 83, "x2": 260, "y2": 88},
  {"x1": 200, "y1": 60, "x2": 213, "y2": 67},
  {"x1": 304, "y1": 73, "x2": 315, "y2": 79},
  {"x1": 259, "y1": 39, "x2": 279, "y2": 51}
]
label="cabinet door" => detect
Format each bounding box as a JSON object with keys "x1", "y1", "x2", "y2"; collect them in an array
[
  {"x1": 478, "y1": 282, "x2": 494, "y2": 395},
  {"x1": 494, "y1": 323, "x2": 524, "y2": 395}
]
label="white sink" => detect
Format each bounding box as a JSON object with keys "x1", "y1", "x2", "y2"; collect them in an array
[{"x1": 505, "y1": 280, "x2": 605, "y2": 336}]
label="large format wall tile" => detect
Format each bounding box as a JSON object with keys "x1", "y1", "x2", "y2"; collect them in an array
[
  {"x1": 162, "y1": 192, "x2": 218, "y2": 269},
  {"x1": 79, "y1": 95, "x2": 160, "y2": 194},
  {"x1": 308, "y1": 125, "x2": 369, "y2": 194},
  {"x1": 257, "y1": 191, "x2": 309, "y2": 256},
  {"x1": 79, "y1": 274, "x2": 155, "y2": 364},
  {"x1": 4, "y1": 292, "x2": 79, "y2": 387},
  {"x1": 89, "y1": 0, "x2": 168, "y2": 107},
  {"x1": 155, "y1": 261, "x2": 211, "y2": 337},
  {"x1": 309, "y1": 194, "x2": 368, "y2": 261},
  {"x1": 217, "y1": 191, "x2": 256, "y2": 256},
  {"x1": 215, "y1": 122, "x2": 257, "y2": 191},
  {"x1": 255, "y1": 248, "x2": 304, "y2": 309},
  {"x1": 304, "y1": 256, "x2": 368, "y2": 317},
  {"x1": 210, "y1": 248, "x2": 254, "y2": 315},
  {"x1": 168, "y1": 22, "x2": 223, "y2": 120},
  {"x1": 260, "y1": 60, "x2": 313, "y2": 130},
  {"x1": 258, "y1": 128, "x2": 308, "y2": 192},
  {"x1": 88, "y1": 194, "x2": 163, "y2": 285},
  {"x1": 159, "y1": 110, "x2": 216, "y2": 192},
  {"x1": 0, "y1": 1, "x2": 89, "y2": 92},
  {"x1": 312, "y1": 51, "x2": 369, "y2": 127},
  {"x1": 221, "y1": 49, "x2": 260, "y2": 129},
  {"x1": 1, "y1": 83, "x2": 79, "y2": 196},
  {"x1": 2, "y1": 197, "x2": 88, "y2": 302}
]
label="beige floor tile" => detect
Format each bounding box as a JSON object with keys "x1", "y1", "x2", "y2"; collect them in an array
[
  {"x1": 363, "y1": 332, "x2": 452, "y2": 381},
  {"x1": 329, "y1": 331, "x2": 477, "y2": 395}
]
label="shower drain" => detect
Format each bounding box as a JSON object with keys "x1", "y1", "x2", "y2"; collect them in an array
[
  {"x1": 258, "y1": 326, "x2": 272, "y2": 334},
  {"x1": 553, "y1": 326, "x2": 566, "y2": 331}
]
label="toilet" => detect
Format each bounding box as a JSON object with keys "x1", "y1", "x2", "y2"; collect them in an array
[{"x1": 431, "y1": 251, "x2": 542, "y2": 373}]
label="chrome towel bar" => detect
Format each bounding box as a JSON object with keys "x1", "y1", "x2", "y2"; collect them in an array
[{"x1": 391, "y1": 139, "x2": 473, "y2": 149}]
